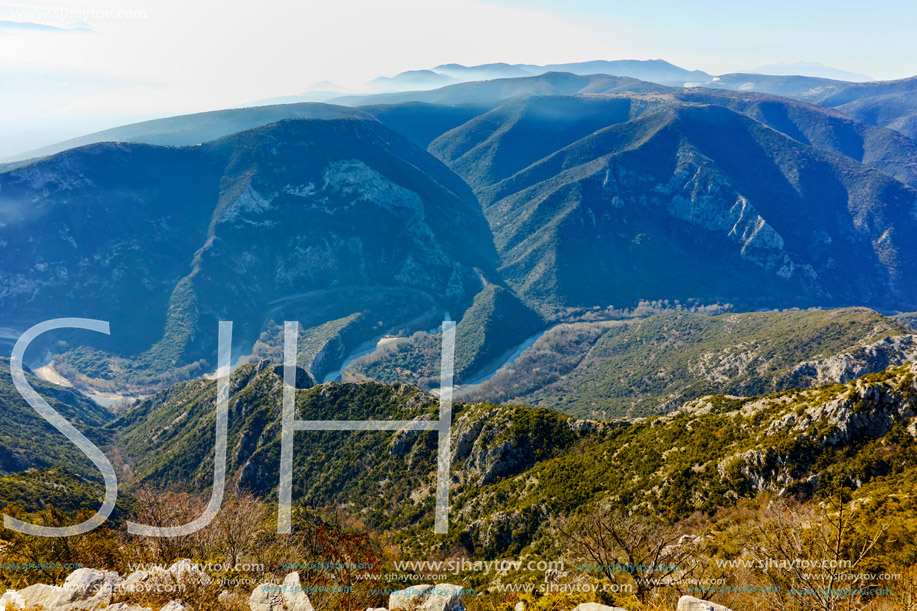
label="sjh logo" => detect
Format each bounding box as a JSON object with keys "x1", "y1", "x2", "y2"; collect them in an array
[{"x1": 7, "y1": 318, "x2": 456, "y2": 538}]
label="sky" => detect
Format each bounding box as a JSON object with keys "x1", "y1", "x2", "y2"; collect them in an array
[{"x1": 1, "y1": 0, "x2": 915, "y2": 157}]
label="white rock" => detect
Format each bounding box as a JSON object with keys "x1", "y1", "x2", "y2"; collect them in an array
[
  {"x1": 249, "y1": 582, "x2": 284, "y2": 611},
  {"x1": 121, "y1": 568, "x2": 166, "y2": 590},
  {"x1": 280, "y1": 573, "x2": 314, "y2": 611},
  {"x1": 122, "y1": 559, "x2": 209, "y2": 594},
  {"x1": 387, "y1": 583, "x2": 467, "y2": 611},
  {"x1": 677, "y1": 534, "x2": 698, "y2": 546},
  {"x1": 159, "y1": 602, "x2": 186, "y2": 611},
  {"x1": 166, "y1": 560, "x2": 211, "y2": 586},
  {"x1": 572, "y1": 604, "x2": 628, "y2": 611},
  {"x1": 1, "y1": 590, "x2": 25, "y2": 611},
  {"x1": 248, "y1": 573, "x2": 314, "y2": 611},
  {"x1": 58, "y1": 568, "x2": 122, "y2": 610},
  {"x1": 121, "y1": 570, "x2": 152, "y2": 586},
  {"x1": 101, "y1": 604, "x2": 152, "y2": 611},
  {"x1": 388, "y1": 585, "x2": 434, "y2": 610},
  {"x1": 16, "y1": 583, "x2": 65, "y2": 610},
  {"x1": 418, "y1": 584, "x2": 464, "y2": 611},
  {"x1": 63, "y1": 569, "x2": 120, "y2": 599},
  {"x1": 677, "y1": 596, "x2": 735, "y2": 611},
  {"x1": 2, "y1": 569, "x2": 122, "y2": 611}
]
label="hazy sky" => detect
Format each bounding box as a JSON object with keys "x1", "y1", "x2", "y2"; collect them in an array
[
  {"x1": 1, "y1": 0, "x2": 915, "y2": 157},
  {"x1": 492, "y1": 0, "x2": 917, "y2": 81}
]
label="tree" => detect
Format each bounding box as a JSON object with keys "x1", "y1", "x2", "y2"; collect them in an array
[
  {"x1": 750, "y1": 497, "x2": 886, "y2": 611},
  {"x1": 0, "y1": 505, "x2": 119, "y2": 589},
  {"x1": 203, "y1": 490, "x2": 270, "y2": 567},
  {"x1": 125, "y1": 486, "x2": 207, "y2": 564},
  {"x1": 556, "y1": 502, "x2": 699, "y2": 603}
]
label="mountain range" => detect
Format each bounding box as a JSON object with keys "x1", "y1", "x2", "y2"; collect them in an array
[
  {"x1": 3, "y1": 323, "x2": 917, "y2": 610},
  {"x1": 747, "y1": 61, "x2": 873, "y2": 82},
  {"x1": 5, "y1": 63, "x2": 917, "y2": 396},
  {"x1": 6, "y1": 332, "x2": 915, "y2": 561},
  {"x1": 0, "y1": 117, "x2": 507, "y2": 391},
  {"x1": 431, "y1": 92, "x2": 917, "y2": 309}
]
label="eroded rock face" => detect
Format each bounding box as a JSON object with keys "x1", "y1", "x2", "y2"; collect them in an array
[
  {"x1": 280, "y1": 573, "x2": 315, "y2": 611},
  {"x1": 677, "y1": 595, "x2": 735, "y2": 611},
  {"x1": 692, "y1": 361, "x2": 917, "y2": 496},
  {"x1": 460, "y1": 506, "x2": 546, "y2": 557},
  {"x1": 451, "y1": 407, "x2": 529, "y2": 485},
  {"x1": 249, "y1": 583, "x2": 285, "y2": 611},
  {"x1": 767, "y1": 365, "x2": 917, "y2": 446},
  {"x1": 271, "y1": 364, "x2": 315, "y2": 389},
  {"x1": 786, "y1": 335, "x2": 917, "y2": 387},
  {"x1": 449, "y1": 407, "x2": 582, "y2": 487}
]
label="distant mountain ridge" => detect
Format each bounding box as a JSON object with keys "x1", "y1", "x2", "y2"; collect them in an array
[
  {"x1": 329, "y1": 71, "x2": 670, "y2": 106},
  {"x1": 353, "y1": 59, "x2": 709, "y2": 95},
  {"x1": 437, "y1": 59, "x2": 710, "y2": 83},
  {"x1": 525, "y1": 59, "x2": 711, "y2": 83},
  {"x1": 11, "y1": 61, "x2": 917, "y2": 164},
  {"x1": 747, "y1": 61, "x2": 873, "y2": 82}
]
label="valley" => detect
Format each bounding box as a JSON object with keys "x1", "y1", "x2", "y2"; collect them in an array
[
  {"x1": 4, "y1": 322, "x2": 917, "y2": 609},
  {"x1": 4, "y1": 54, "x2": 917, "y2": 611}
]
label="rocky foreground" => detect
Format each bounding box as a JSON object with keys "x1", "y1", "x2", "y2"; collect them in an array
[{"x1": 0, "y1": 561, "x2": 735, "y2": 611}]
